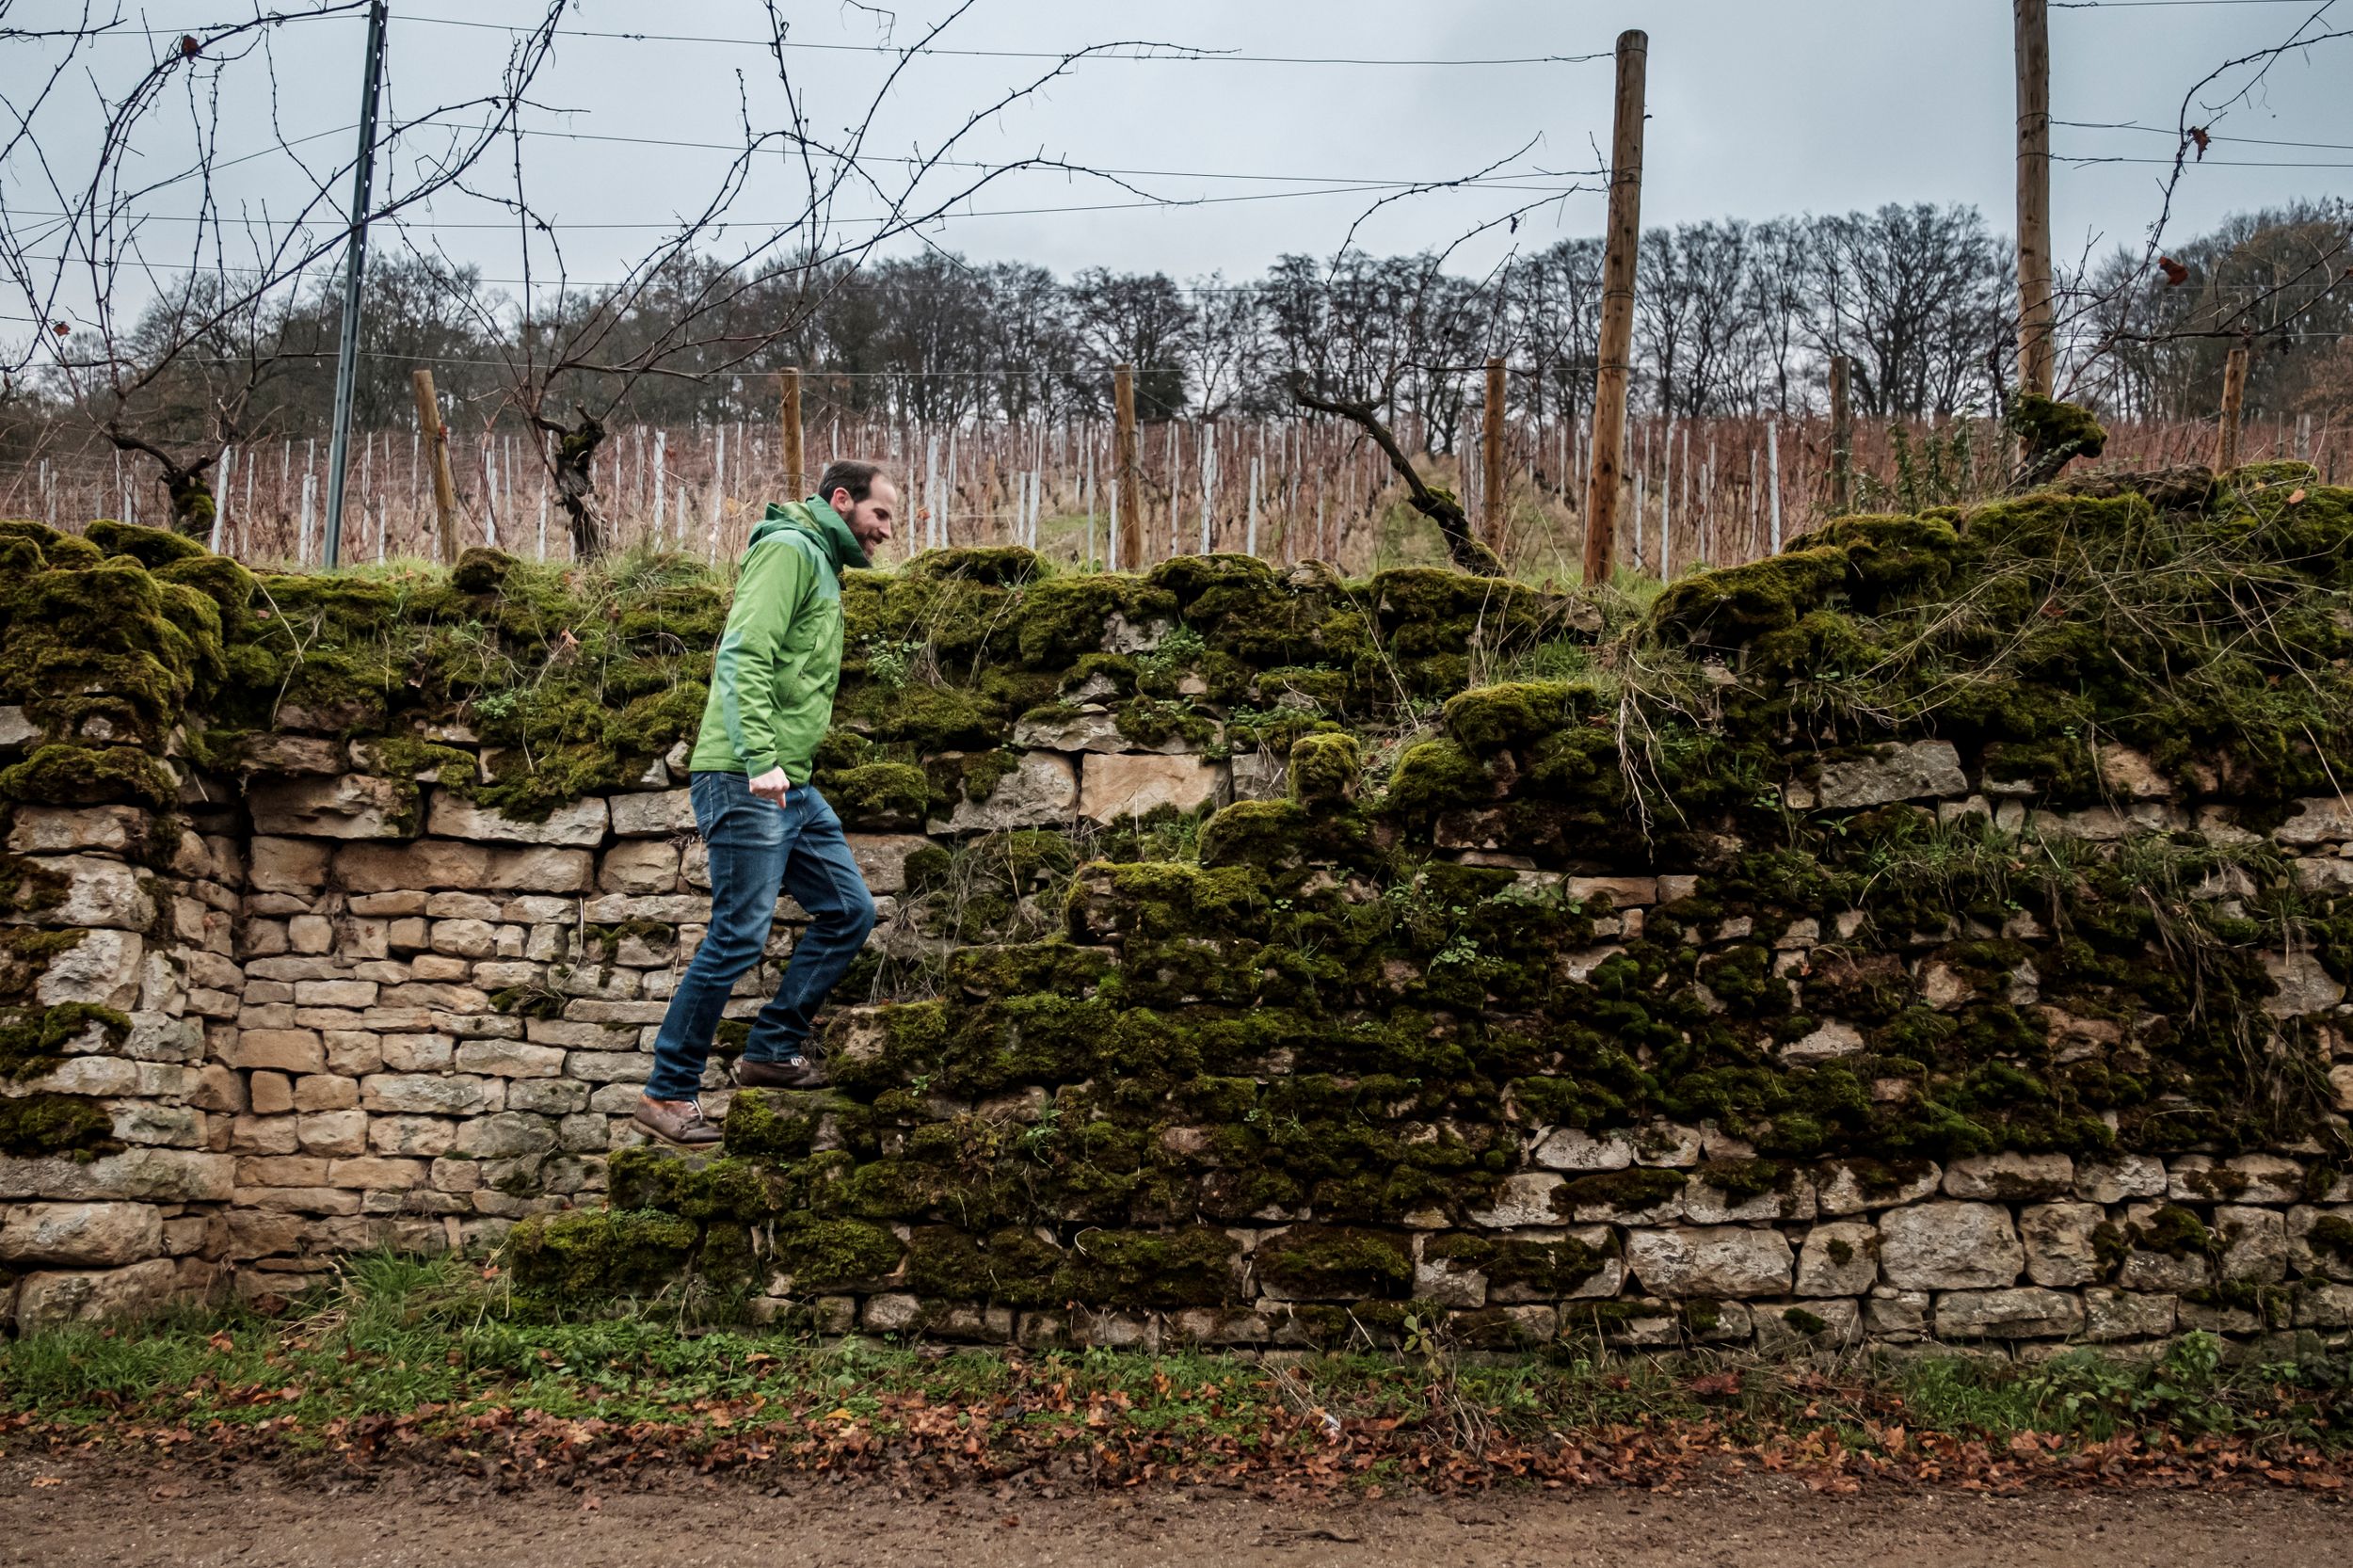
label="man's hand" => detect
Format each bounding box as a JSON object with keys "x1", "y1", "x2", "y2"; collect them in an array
[{"x1": 748, "y1": 767, "x2": 791, "y2": 808}]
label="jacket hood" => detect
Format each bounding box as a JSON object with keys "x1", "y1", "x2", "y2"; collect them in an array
[{"x1": 750, "y1": 497, "x2": 871, "y2": 573}]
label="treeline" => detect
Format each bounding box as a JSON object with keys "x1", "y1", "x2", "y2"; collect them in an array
[{"x1": 69, "y1": 198, "x2": 2353, "y2": 458}]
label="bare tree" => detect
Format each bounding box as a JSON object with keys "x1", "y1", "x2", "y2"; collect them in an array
[{"x1": 1, "y1": 2, "x2": 572, "y2": 533}]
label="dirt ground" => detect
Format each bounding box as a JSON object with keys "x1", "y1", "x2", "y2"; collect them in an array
[{"x1": 0, "y1": 1458, "x2": 2344, "y2": 1568}]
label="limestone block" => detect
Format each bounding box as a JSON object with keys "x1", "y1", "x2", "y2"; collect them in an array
[
  {"x1": 2073, "y1": 1154, "x2": 2167, "y2": 1204},
  {"x1": 2021, "y1": 1201, "x2": 2106, "y2": 1287},
  {"x1": 369, "y1": 1115, "x2": 457, "y2": 1157},
  {"x1": 935, "y1": 751, "x2": 1078, "y2": 833},
  {"x1": 841, "y1": 833, "x2": 935, "y2": 896},
  {"x1": 565, "y1": 1050, "x2": 652, "y2": 1084},
  {"x1": 2214, "y1": 1205, "x2": 2288, "y2": 1284},
  {"x1": 360, "y1": 1073, "x2": 497, "y2": 1115},
  {"x1": 610, "y1": 789, "x2": 695, "y2": 838},
  {"x1": 0, "y1": 705, "x2": 35, "y2": 748},
  {"x1": 328, "y1": 1157, "x2": 426, "y2": 1192},
  {"x1": 2095, "y1": 746, "x2": 2171, "y2": 800},
  {"x1": 1877, "y1": 1201, "x2": 2024, "y2": 1290},
  {"x1": 1465, "y1": 1173, "x2": 1563, "y2": 1228},
  {"x1": 232, "y1": 1028, "x2": 326, "y2": 1074},
  {"x1": 246, "y1": 836, "x2": 332, "y2": 893},
  {"x1": 296, "y1": 1108, "x2": 371, "y2": 1156},
  {"x1": 6, "y1": 805, "x2": 152, "y2": 856},
  {"x1": 1623, "y1": 1225, "x2": 1793, "y2": 1299},
  {"x1": 33, "y1": 927, "x2": 144, "y2": 1009},
  {"x1": 455, "y1": 1112, "x2": 558, "y2": 1159},
  {"x1": 248, "y1": 774, "x2": 414, "y2": 840},
  {"x1": 425, "y1": 792, "x2": 609, "y2": 847},
  {"x1": 2288, "y1": 1205, "x2": 2353, "y2": 1282},
  {"x1": 1631, "y1": 1121, "x2": 1705, "y2": 1168},
  {"x1": 2083, "y1": 1288, "x2": 2176, "y2": 1341},
  {"x1": 600, "y1": 839, "x2": 681, "y2": 895},
  {"x1": 1934, "y1": 1287, "x2": 2084, "y2": 1339},
  {"x1": 1228, "y1": 748, "x2": 1287, "y2": 803},
  {"x1": 1529, "y1": 1127, "x2": 1635, "y2": 1172},
  {"x1": 1794, "y1": 1220, "x2": 1879, "y2": 1296},
  {"x1": 2294, "y1": 1284, "x2": 2353, "y2": 1330},
  {"x1": 1813, "y1": 741, "x2": 1967, "y2": 809},
  {"x1": 508, "y1": 1079, "x2": 591, "y2": 1115},
  {"x1": 429, "y1": 918, "x2": 499, "y2": 959},
  {"x1": 1782, "y1": 1019, "x2": 1865, "y2": 1064},
  {"x1": 1863, "y1": 1289, "x2": 1930, "y2": 1340},
  {"x1": 15, "y1": 1257, "x2": 179, "y2": 1333},
  {"x1": 1013, "y1": 705, "x2": 1206, "y2": 755},
  {"x1": 1814, "y1": 1159, "x2": 1942, "y2": 1215},
  {"x1": 6, "y1": 855, "x2": 154, "y2": 931},
  {"x1": 1078, "y1": 752, "x2": 1222, "y2": 826},
  {"x1": 0, "y1": 1148, "x2": 232, "y2": 1203},
  {"x1": 1753, "y1": 1297, "x2": 1863, "y2": 1354},
  {"x1": 0, "y1": 1201, "x2": 165, "y2": 1267},
  {"x1": 1682, "y1": 1168, "x2": 1817, "y2": 1225},
  {"x1": 1943, "y1": 1151, "x2": 2074, "y2": 1201},
  {"x1": 333, "y1": 840, "x2": 594, "y2": 894},
  {"x1": 293, "y1": 1074, "x2": 359, "y2": 1112},
  {"x1": 2262, "y1": 949, "x2": 2345, "y2": 1018},
  {"x1": 2276, "y1": 796, "x2": 2353, "y2": 847},
  {"x1": 2168, "y1": 1153, "x2": 2304, "y2": 1205},
  {"x1": 294, "y1": 979, "x2": 376, "y2": 1009},
  {"x1": 456, "y1": 1040, "x2": 566, "y2": 1078}
]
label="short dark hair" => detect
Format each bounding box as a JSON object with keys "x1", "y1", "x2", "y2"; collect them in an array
[{"x1": 815, "y1": 458, "x2": 888, "y2": 507}]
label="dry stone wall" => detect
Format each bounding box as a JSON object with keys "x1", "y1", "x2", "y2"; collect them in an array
[{"x1": 5, "y1": 489, "x2": 2353, "y2": 1360}]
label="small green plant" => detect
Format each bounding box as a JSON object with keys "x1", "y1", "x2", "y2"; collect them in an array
[{"x1": 861, "y1": 636, "x2": 923, "y2": 694}]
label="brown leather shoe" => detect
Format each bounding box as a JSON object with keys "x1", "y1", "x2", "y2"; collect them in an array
[
  {"x1": 633, "y1": 1096, "x2": 723, "y2": 1146},
  {"x1": 734, "y1": 1055, "x2": 829, "y2": 1091}
]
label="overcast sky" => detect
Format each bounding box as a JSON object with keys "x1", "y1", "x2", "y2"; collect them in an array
[{"x1": 8, "y1": 0, "x2": 2352, "y2": 327}]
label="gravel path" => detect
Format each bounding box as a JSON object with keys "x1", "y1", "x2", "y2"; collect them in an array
[{"x1": 2, "y1": 1457, "x2": 2344, "y2": 1568}]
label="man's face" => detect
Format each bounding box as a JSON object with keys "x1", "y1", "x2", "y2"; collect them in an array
[{"x1": 831, "y1": 478, "x2": 898, "y2": 555}]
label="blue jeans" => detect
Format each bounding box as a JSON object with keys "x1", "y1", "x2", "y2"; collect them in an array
[{"x1": 644, "y1": 772, "x2": 876, "y2": 1102}]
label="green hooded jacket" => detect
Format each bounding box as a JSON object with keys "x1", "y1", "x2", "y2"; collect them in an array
[{"x1": 687, "y1": 497, "x2": 871, "y2": 781}]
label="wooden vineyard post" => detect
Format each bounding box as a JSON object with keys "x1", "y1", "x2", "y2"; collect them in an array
[
  {"x1": 410, "y1": 368, "x2": 460, "y2": 562},
  {"x1": 2014, "y1": 0, "x2": 2056, "y2": 400},
  {"x1": 1481, "y1": 356, "x2": 1508, "y2": 556},
  {"x1": 779, "y1": 367, "x2": 806, "y2": 496},
  {"x1": 1113, "y1": 363, "x2": 1143, "y2": 570},
  {"x1": 2215, "y1": 345, "x2": 2249, "y2": 473},
  {"x1": 1829, "y1": 355, "x2": 1854, "y2": 516},
  {"x1": 1581, "y1": 28, "x2": 1647, "y2": 584}
]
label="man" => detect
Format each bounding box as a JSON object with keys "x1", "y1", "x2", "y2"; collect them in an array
[{"x1": 635, "y1": 459, "x2": 897, "y2": 1147}]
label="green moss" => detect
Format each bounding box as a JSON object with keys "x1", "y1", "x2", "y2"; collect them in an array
[
  {"x1": 606, "y1": 1149, "x2": 784, "y2": 1223},
  {"x1": 904, "y1": 1224, "x2": 1064, "y2": 1306},
  {"x1": 1693, "y1": 1157, "x2": 1796, "y2": 1205},
  {"x1": 1555, "y1": 1168, "x2": 1689, "y2": 1214},
  {"x1": 1254, "y1": 1225, "x2": 1413, "y2": 1300},
  {"x1": 450, "y1": 547, "x2": 516, "y2": 596},
  {"x1": 2131, "y1": 1205, "x2": 2217, "y2": 1259},
  {"x1": 771, "y1": 1215, "x2": 904, "y2": 1289},
  {"x1": 0, "y1": 744, "x2": 179, "y2": 808},
  {"x1": 0, "y1": 1002, "x2": 132, "y2": 1080},
  {"x1": 718, "y1": 1088, "x2": 823, "y2": 1160},
  {"x1": 1781, "y1": 1306, "x2": 1831, "y2": 1336},
  {"x1": 85, "y1": 520, "x2": 208, "y2": 568},
  {"x1": 504, "y1": 1208, "x2": 702, "y2": 1298},
  {"x1": 1288, "y1": 731, "x2": 1360, "y2": 803},
  {"x1": 0, "y1": 1092, "x2": 119, "y2": 1157},
  {"x1": 2308, "y1": 1215, "x2": 2353, "y2": 1267},
  {"x1": 1381, "y1": 739, "x2": 1493, "y2": 814},
  {"x1": 1052, "y1": 1225, "x2": 1241, "y2": 1308},
  {"x1": 818, "y1": 761, "x2": 932, "y2": 829}
]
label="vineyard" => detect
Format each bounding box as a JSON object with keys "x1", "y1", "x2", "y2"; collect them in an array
[{"x1": 5, "y1": 408, "x2": 2336, "y2": 577}]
